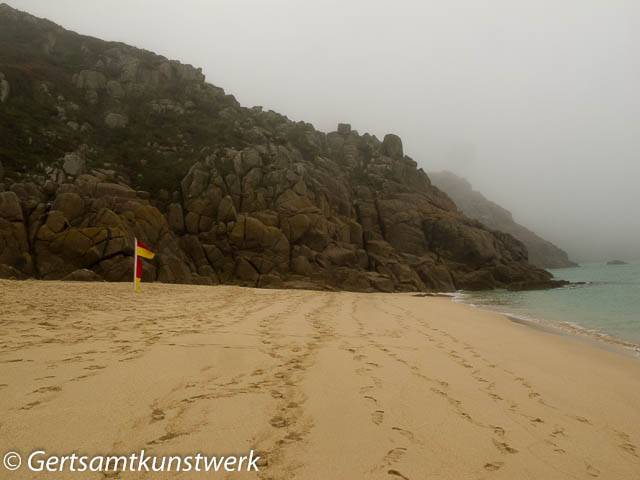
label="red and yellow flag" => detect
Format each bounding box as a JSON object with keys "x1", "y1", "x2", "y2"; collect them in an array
[
  {"x1": 137, "y1": 240, "x2": 155, "y2": 259},
  {"x1": 134, "y1": 238, "x2": 154, "y2": 293}
]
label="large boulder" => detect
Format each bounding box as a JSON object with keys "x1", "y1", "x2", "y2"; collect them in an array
[
  {"x1": 337, "y1": 123, "x2": 351, "y2": 135},
  {"x1": 382, "y1": 133, "x2": 403, "y2": 158},
  {"x1": 235, "y1": 256, "x2": 259, "y2": 283},
  {"x1": 166, "y1": 203, "x2": 185, "y2": 233},
  {"x1": 0, "y1": 217, "x2": 31, "y2": 274},
  {"x1": 62, "y1": 152, "x2": 86, "y2": 176},
  {"x1": 52, "y1": 193, "x2": 85, "y2": 222},
  {"x1": 217, "y1": 195, "x2": 236, "y2": 223},
  {"x1": 0, "y1": 191, "x2": 23, "y2": 222}
]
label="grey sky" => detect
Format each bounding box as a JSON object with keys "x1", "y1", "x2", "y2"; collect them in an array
[{"x1": 8, "y1": 0, "x2": 640, "y2": 262}]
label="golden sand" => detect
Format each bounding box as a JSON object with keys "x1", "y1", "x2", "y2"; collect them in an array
[{"x1": 1, "y1": 280, "x2": 639, "y2": 479}]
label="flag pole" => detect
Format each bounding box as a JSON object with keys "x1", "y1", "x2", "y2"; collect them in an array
[{"x1": 133, "y1": 236, "x2": 138, "y2": 292}]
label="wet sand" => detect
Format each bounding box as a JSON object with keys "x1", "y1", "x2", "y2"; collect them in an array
[{"x1": 1, "y1": 280, "x2": 639, "y2": 479}]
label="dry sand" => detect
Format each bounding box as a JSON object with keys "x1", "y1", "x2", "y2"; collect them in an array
[{"x1": 1, "y1": 279, "x2": 639, "y2": 479}]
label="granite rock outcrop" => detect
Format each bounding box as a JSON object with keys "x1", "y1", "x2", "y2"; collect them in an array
[
  {"x1": 0, "y1": 4, "x2": 565, "y2": 292},
  {"x1": 430, "y1": 171, "x2": 577, "y2": 269}
]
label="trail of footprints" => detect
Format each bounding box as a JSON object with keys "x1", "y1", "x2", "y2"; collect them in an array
[
  {"x1": 12, "y1": 291, "x2": 246, "y2": 413},
  {"x1": 348, "y1": 302, "x2": 420, "y2": 480},
  {"x1": 5, "y1": 287, "x2": 639, "y2": 479},
  {"x1": 350, "y1": 345, "x2": 419, "y2": 480},
  {"x1": 361, "y1": 299, "x2": 640, "y2": 476},
  {"x1": 254, "y1": 294, "x2": 342, "y2": 479},
  {"x1": 142, "y1": 293, "x2": 328, "y2": 478}
]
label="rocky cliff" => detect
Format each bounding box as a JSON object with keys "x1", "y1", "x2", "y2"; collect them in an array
[
  {"x1": 0, "y1": 4, "x2": 564, "y2": 292},
  {"x1": 429, "y1": 171, "x2": 577, "y2": 269}
]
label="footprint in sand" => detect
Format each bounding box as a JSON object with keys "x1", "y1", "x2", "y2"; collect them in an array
[
  {"x1": 430, "y1": 387, "x2": 447, "y2": 397},
  {"x1": 585, "y1": 464, "x2": 600, "y2": 477},
  {"x1": 544, "y1": 439, "x2": 566, "y2": 453},
  {"x1": 528, "y1": 417, "x2": 544, "y2": 426},
  {"x1": 84, "y1": 365, "x2": 106, "y2": 370},
  {"x1": 284, "y1": 431, "x2": 303, "y2": 442},
  {"x1": 383, "y1": 447, "x2": 407, "y2": 464},
  {"x1": 270, "y1": 415, "x2": 287, "y2": 428},
  {"x1": 371, "y1": 410, "x2": 384, "y2": 425},
  {"x1": 392, "y1": 427, "x2": 415, "y2": 442},
  {"x1": 360, "y1": 387, "x2": 377, "y2": 400},
  {"x1": 458, "y1": 412, "x2": 474, "y2": 423},
  {"x1": 572, "y1": 415, "x2": 592, "y2": 425},
  {"x1": 155, "y1": 432, "x2": 181, "y2": 443},
  {"x1": 363, "y1": 395, "x2": 378, "y2": 405},
  {"x1": 492, "y1": 439, "x2": 518, "y2": 454},
  {"x1": 619, "y1": 442, "x2": 638, "y2": 457},
  {"x1": 387, "y1": 469, "x2": 410, "y2": 479},
  {"x1": 151, "y1": 408, "x2": 165, "y2": 422},
  {"x1": 484, "y1": 461, "x2": 504, "y2": 471},
  {"x1": 62, "y1": 356, "x2": 83, "y2": 363},
  {"x1": 614, "y1": 431, "x2": 638, "y2": 457},
  {"x1": 20, "y1": 400, "x2": 42, "y2": 410},
  {"x1": 32, "y1": 386, "x2": 62, "y2": 394},
  {"x1": 473, "y1": 373, "x2": 489, "y2": 383}
]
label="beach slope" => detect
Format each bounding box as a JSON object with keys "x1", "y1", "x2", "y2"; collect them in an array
[{"x1": 1, "y1": 280, "x2": 639, "y2": 479}]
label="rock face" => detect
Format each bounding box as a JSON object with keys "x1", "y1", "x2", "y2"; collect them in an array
[
  {"x1": 337, "y1": 123, "x2": 351, "y2": 135},
  {"x1": 0, "y1": 4, "x2": 565, "y2": 292},
  {"x1": 104, "y1": 113, "x2": 128, "y2": 128},
  {"x1": 0, "y1": 71, "x2": 9, "y2": 102},
  {"x1": 430, "y1": 171, "x2": 578, "y2": 269}
]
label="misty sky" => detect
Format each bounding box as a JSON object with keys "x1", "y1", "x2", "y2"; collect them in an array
[{"x1": 8, "y1": 0, "x2": 640, "y2": 262}]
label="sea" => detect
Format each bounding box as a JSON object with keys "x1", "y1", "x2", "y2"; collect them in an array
[{"x1": 457, "y1": 261, "x2": 640, "y2": 351}]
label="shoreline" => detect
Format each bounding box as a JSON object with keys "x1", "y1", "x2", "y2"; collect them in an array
[
  {"x1": 452, "y1": 290, "x2": 640, "y2": 360},
  {"x1": 505, "y1": 314, "x2": 640, "y2": 359},
  {"x1": 2, "y1": 279, "x2": 640, "y2": 479}
]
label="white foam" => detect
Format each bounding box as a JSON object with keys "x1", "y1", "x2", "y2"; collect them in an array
[{"x1": 451, "y1": 294, "x2": 640, "y2": 357}]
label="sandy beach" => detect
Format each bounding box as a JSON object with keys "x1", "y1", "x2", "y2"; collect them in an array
[{"x1": 1, "y1": 280, "x2": 639, "y2": 479}]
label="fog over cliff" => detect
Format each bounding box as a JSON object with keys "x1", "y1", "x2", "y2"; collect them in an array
[{"x1": 8, "y1": 0, "x2": 640, "y2": 263}]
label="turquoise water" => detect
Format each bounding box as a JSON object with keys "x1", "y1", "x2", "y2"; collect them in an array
[{"x1": 462, "y1": 262, "x2": 640, "y2": 345}]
